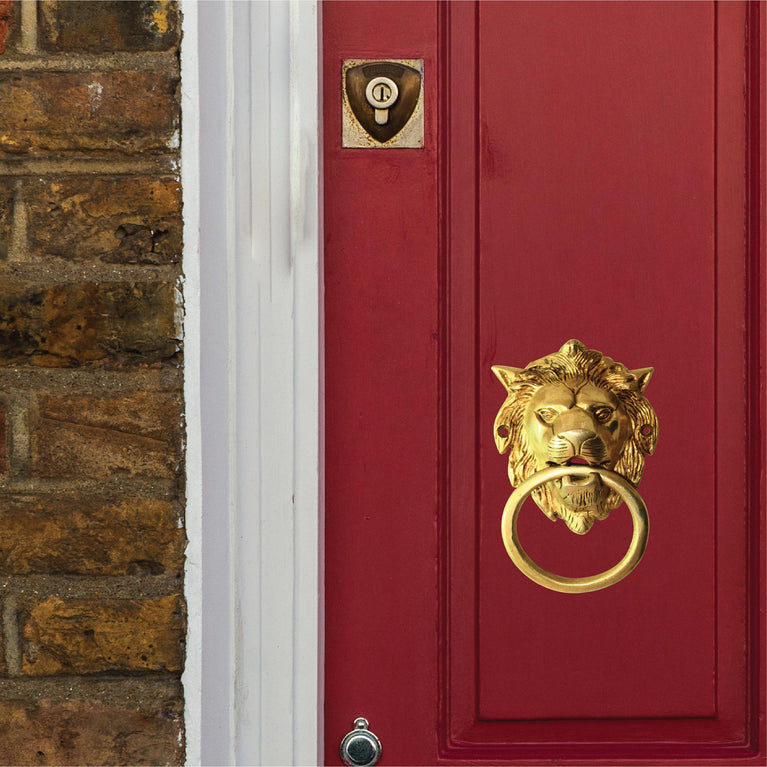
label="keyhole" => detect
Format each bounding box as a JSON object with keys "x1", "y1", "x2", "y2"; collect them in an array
[
  {"x1": 364, "y1": 76, "x2": 400, "y2": 127},
  {"x1": 365, "y1": 76, "x2": 399, "y2": 109},
  {"x1": 375, "y1": 84, "x2": 391, "y2": 103}
]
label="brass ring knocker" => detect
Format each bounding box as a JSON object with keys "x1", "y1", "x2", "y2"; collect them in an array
[
  {"x1": 501, "y1": 465, "x2": 648, "y2": 593},
  {"x1": 492, "y1": 340, "x2": 658, "y2": 592}
]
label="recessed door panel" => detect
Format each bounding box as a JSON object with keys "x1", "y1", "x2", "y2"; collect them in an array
[{"x1": 477, "y1": 1, "x2": 714, "y2": 721}]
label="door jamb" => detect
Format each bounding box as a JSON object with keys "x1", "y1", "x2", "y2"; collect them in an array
[{"x1": 186, "y1": 1, "x2": 321, "y2": 763}]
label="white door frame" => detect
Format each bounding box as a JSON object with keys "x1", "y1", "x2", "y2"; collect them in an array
[{"x1": 182, "y1": 2, "x2": 322, "y2": 764}]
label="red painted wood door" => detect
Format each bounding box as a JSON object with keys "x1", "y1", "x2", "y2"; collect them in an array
[{"x1": 323, "y1": 2, "x2": 765, "y2": 764}]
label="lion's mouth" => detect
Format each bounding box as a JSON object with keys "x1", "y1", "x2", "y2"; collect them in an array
[{"x1": 547, "y1": 457, "x2": 604, "y2": 494}]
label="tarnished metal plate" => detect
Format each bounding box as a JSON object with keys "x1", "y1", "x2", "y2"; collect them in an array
[{"x1": 342, "y1": 59, "x2": 424, "y2": 148}]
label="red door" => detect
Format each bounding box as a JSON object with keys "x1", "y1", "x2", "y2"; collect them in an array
[{"x1": 323, "y1": 2, "x2": 765, "y2": 764}]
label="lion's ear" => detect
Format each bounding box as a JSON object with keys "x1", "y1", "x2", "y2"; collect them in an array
[
  {"x1": 630, "y1": 367, "x2": 653, "y2": 393},
  {"x1": 492, "y1": 365, "x2": 525, "y2": 393}
]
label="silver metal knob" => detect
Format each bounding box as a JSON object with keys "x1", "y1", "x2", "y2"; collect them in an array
[{"x1": 339, "y1": 717, "x2": 382, "y2": 767}]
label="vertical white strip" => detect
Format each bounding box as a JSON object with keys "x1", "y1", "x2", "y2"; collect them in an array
[
  {"x1": 231, "y1": 0, "x2": 266, "y2": 762},
  {"x1": 194, "y1": 0, "x2": 320, "y2": 763},
  {"x1": 233, "y1": 1, "x2": 320, "y2": 764},
  {"x1": 223, "y1": 4, "x2": 240, "y2": 764},
  {"x1": 236, "y1": 1, "x2": 296, "y2": 762},
  {"x1": 196, "y1": 1, "x2": 236, "y2": 763},
  {"x1": 289, "y1": 2, "x2": 320, "y2": 764},
  {"x1": 179, "y1": 2, "x2": 202, "y2": 764}
]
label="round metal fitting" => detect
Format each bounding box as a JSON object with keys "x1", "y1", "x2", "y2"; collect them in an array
[
  {"x1": 365, "y1": 76, "x2": 399, "y2": 109},
  {"x1": 501, "y1": 465, "x2": 649, "y2": 593},
  {"x1": 339, "y1": 717, "x2": 382, "y2": 767}
]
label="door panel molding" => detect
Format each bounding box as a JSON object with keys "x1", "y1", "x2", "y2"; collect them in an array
[{"x1": 439, "y1": 1, "x2": 764, "y2": 760}]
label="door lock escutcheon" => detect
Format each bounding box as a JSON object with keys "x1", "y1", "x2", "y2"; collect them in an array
[{"x1": 343, "y1": 59, "x2": 423, "y2": 147}]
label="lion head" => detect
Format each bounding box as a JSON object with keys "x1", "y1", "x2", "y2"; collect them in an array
[{"x1": 492, "y1": 340, "x2": 658, "y2": 535}]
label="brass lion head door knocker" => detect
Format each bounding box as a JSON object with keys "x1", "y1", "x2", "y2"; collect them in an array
[{"x1": 492, "y1": 340, "x2": 658, "y2": 593}]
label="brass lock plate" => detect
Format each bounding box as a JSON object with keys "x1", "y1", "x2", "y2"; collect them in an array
[{"x1": 342, "y1": 59, "x2": 424, "y2": 148}]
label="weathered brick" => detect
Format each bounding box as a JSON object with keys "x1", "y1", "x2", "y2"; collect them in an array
[
  {"x1": 0, "y1": 1, "x2": 19, "y2": 56},
  {"x1": 0, "y1": 178, "x2": 13, "y2": 259},
  {"x1": 0, "y1": 696, "x2": 183, "y2": 765},
  {"x1": 39, "y1": 0, "x2": 181, "y2": 53},
  {"x1": 0, "y1": 400, "x2": 6, "y2": 473},
  {"x1": 0, "y1": 0, "x2": 186, "y2": 758},
  {"x1": 0, "y1": 496, "x2": 184, "y2": 575},
  {"x1": 0, "y1": 610, "x2": 6, "y2": 673},
  {"x1": 31, "y1": 392, "x2": 182, "y2": 478},
  {"x1": 0, "y1": 281, "x2": 181, "y2": 367},
  {"x1": 26, "y1": 177, "x2": 182, "y2": 264},
  {"x1": 23, "y1": 595, "x2": 185, "y2": 675},
  {"x1": 0, "y1": 71, "x2": 179, "y2": 155}
]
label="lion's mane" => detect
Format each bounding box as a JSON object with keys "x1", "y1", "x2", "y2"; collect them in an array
[{"x1": 493, "y1": 339, "x2": 658, "y2": 523}]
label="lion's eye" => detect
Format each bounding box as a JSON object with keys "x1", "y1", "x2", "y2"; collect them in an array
[
  {"x1": 536, "y1": 407, "x2": 558, "y2": 425},
  {"x1": 593, "y1": 406, "x2": 614, "y2": 424}
]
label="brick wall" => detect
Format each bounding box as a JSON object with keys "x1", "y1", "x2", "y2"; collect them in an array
[{"x1": 0, "y1": 2, "x2": 185, "y2": 764}]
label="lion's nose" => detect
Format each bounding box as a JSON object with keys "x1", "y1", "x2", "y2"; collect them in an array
[{"x1": 558, "y1": 428, "x2": 596, "y2": 452}]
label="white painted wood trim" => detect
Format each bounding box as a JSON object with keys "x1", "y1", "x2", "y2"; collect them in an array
[
  {"x1": 185, "y1": 1, "x2": 321, "y2": 764},
  {"x1": 179, "y1": 1, "x2": 202, "y2": 763}
]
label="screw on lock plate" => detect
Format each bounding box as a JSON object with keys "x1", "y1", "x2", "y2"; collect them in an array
[{"x1": 339, "y1": 717, "x2": 382, "y2": 767}]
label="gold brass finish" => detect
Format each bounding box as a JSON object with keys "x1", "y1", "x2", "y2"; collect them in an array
[
  {"x1": 502, "y1": 465, "x2": 649, "y2": 593},
  {"x1": 492, "y1": 340, "x2": 658, "y2": 591}
]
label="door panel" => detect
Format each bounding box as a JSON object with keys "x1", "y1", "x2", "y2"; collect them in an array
[
  {"x1": 477, "y1": 0, "x2": 715, "y2": 721},
  {"x1": 323, "y1": 2, "x2": 764, "y2": 763}
]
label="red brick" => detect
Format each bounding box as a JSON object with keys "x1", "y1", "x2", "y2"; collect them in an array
[
  {"x1": 0, "y1": 496, "x2": 184, "y2": 575},
  {"x1": 39, "y1": 1, "x2": 181, "y2": 53},
  {"x1": 31, "y1": 392, "x2": 182, "y2": 478},
  {"x1": 23, "y1": 595, "x2": 185, "y2": 675},
  {"x1": 0, "y1": 281, "x2": 181, "y2": 367},
  {"x1": 25, "y1": 177, "x2": 182, "y2": 264},
  {"x1": 0, "y1": 1, "x2": 19, "y2": 55},
  {"x1": 0, "y1": 696, "x2": 183, "y2": 765},
  {"x1": 0, "y1": 71, "x2": 179, "y2": 156}
]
